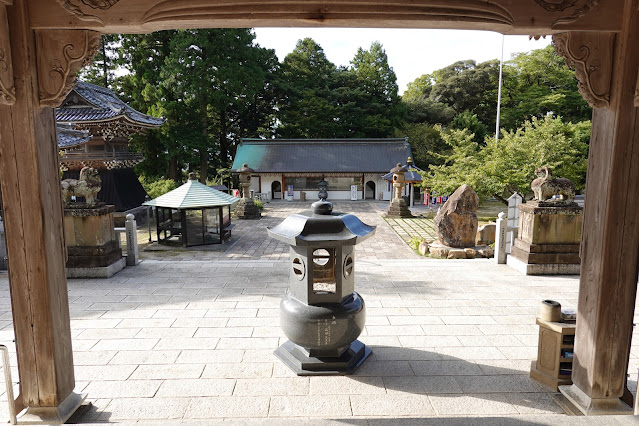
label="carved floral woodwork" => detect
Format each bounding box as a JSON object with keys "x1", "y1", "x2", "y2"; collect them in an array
[
  {"x1": 552, "y1": 32, "x2": 615, "y2": 109},
  {"x1": 535, "y1": 0, "x2": 600, "y2": 27},
  {"x1": 0, "y1": 4, "x2": 15, "y2": 105},
  {"x1": 57, "y1": 0, "x2": 120, "y2": 23},
  {"x1": 35, "y1": 30, "x2": 101, "y2": 107}
]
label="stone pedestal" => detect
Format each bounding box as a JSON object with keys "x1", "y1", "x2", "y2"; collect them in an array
[
  {"x1": 235, "y1": 198, "x2": 261, "y2": 219},
  {"x1": 507, "y1": 201, "x2": 582, "y2": 275},
  {"x1": 64, "y1": 204, "x2": 124, "y2": 278},
  {"x1": 386, "y1": 197, "x2": 412, "y2": 218}
]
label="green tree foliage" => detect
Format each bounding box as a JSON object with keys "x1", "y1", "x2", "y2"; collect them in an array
[
  {"x1": 450, "y1": 111, "x2": 488, "y2": 144},
  {"x1": 397, "y1": 123, "x2": 448, "y2": 170},
  {"x1": 501, "y1": 45, "x2": 591, "y2": 130},
  {"x1": 111, "y1": 30, "x2": 278, "y2": 182},
  {"x1": 79, "y1": 34, "x2": 121, "y2": 88},
  {"x1": 277, "y1": 38, "x2": 340, "y2": 138},
  {"x1": 277, "y1": 39, "x2": 403, "y2": 138},
  {"x1": 347, "y1": 42, "x2": 404, "y2": 137},
  {"x1": 138, "y1": 175, "x2": 178, "y2": 199},
  {"x1": 403, "y1": 46, "x2": 589, "y2": 135},
  {"x1": 421, "y1": 116, "x2": 590, "y2": 203}
]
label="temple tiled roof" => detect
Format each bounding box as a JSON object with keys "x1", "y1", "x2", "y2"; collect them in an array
[
  {"x1": 231, "y1": 138, "x2": 412, "y2": 174},
  {"x1": 56, "y1": 124, "x2": 92, "y2": 149},
  {"x1": 55, "y1": 81, "x2": 165, "y2": 128}
]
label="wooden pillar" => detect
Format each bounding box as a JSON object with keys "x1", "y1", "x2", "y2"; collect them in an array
[
  {"x1": 554, "y1": 0, "x2": 639, "y2": 415},
  {"x1": 0, "y1": 1, "x2": 98, "y2": 422}
]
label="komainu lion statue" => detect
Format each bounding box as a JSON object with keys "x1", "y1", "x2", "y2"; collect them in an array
[
  {"x1": 61, "y1": 166, "x2": 102, "y2": 205},
  {"x1": 531, "y1": 166, "x2": 575, "y2": 203}
]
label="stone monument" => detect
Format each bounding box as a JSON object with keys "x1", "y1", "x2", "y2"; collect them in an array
[
  {"x1": 62, "y1": 166, "x2": 125, "y2": 278},
  {"x1": 386, "y1": 163, "x2": 412, "y2": 218},
  {"x1": 507, "y1": 167, "x2": 583, "y2": 275},
  {"x1": 234, "y1": 164, "x2": 261, "y2": 219},
  {"x1": 429, "y1": 184, "x2": 493, "y2": 259}
]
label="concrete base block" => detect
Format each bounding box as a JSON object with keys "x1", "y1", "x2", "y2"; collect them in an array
[
  {"x1": 66, "y1": 257, "x2": 125, "y2": 278},
  {"x1": 274, "y1": 339, "x2": 371, "y2": 376},
  {"x1": 507, "y1": 255, "x2": 580, "y2": 275},
  {"x1": 17, "y1": 391, "x2": 86, "y2": 424},
  {"x1": 559, "y1": 384, "x2": 633, "y2": 416}
]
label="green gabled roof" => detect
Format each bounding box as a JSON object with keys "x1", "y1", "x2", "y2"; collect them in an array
[
  {"x1": 143, "y1": 178, "x2": 240, "y2": 209},
  {"x1": 231, "y1": 138, "x2": 412, "y2": 173}
]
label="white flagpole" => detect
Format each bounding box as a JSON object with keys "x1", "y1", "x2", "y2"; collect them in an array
[{"x1": 495, "y1": 34, "x2": 505, "y2": 141}]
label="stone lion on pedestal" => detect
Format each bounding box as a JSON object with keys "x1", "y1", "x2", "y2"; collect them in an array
[
  {"x1": 531, "y1": 166, "x2": 575, "y2": 203},
  {"x1": 61, "y1": 166, "x2": 101, "y2": 206}
]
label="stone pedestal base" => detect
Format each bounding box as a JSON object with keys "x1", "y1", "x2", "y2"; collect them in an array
[
  {"x1": 559, "y1": 384, "x2": 633, "y2": 416},
  {"x1": 274, "y1": 339, "x2": 371, "y2": 376},
  {"x1": 235, "y1": 198, "x2": 261, "y2": 219},
  {"x1": 386, "y1": 198, "x2": 412, "y2": 218},
  {"x1": 508, "y1": 201, "x2": 582, "y2": 275},
  {"x1": 507, "y1": 252, "x2": 580, "y2": 275},
  {"x1": 67, "y1": 257, "x2": 125, "y2": 278},
  {"x1": 64, "y1": 205, "x2": 123, "y2": 278},
  {"x1": 17, "y1": 391, "x2": 86, "y2": 424}
]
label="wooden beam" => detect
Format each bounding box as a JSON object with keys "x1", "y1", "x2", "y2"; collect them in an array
[
  {"x1": 557, "y1": 0, "x2": 639, "y2": 415},
  {"x1": 28, "y1": 0, "x2": 624, "y2": 34},
  {"x1": 0, "y1": 0, "x2": 84, "y2": 422}
]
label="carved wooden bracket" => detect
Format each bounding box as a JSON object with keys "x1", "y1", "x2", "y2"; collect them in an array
[
  {"x1": 553, "y1": 32, "x2": 615, "y2": 109},
  {"x1": 57, "y1": 0, "x2": 120, "y2": 23},
  {"x1": 35, "y1": 29, "x2": 101, "y2": 107},
  {"x1": 535, "y1": 0, "x2": 600, "y2": 28},
  {"x1": 0, "y1": 4, "x2": 15, "y2": 105}
]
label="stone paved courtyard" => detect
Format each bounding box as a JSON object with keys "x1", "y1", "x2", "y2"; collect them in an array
[
  {"x1": 0, "y1": 201, "x2": 637, "y2": 424},
  {"x1": 141, "y1": 201, "x2": 419, "y2": 261}
]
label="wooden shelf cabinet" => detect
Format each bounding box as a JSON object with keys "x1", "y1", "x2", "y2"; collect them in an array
[{"x1": 530, "y1": 318, "x2": 576, "y2": 391}]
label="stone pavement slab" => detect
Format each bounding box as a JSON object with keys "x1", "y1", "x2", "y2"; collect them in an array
[{"x1": 0, "y1": 252, "x2": 637, "y2": 423}]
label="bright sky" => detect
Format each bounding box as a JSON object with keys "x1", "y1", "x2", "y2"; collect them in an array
[{"x1": 254, "y1": 28, "x2": 552, "y2": 95}]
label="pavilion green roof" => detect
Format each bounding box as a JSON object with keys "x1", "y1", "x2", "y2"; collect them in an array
[{"x1": 143, "y1": 178, "x2": 240, "y2": 209}]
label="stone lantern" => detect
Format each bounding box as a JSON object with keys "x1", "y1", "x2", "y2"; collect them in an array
[
  {"x1": 234, "y1": 163, "x2": 261, "y2": 219},
  {"x1": 386, "y1": 163, "x2": 412, "y2": 218},
  {"x1": 317, "y1": 178, "x2": 329, "y2": 200},
  {"x1": 267, "y1": 199, "x2": 376, "y2": 375}
]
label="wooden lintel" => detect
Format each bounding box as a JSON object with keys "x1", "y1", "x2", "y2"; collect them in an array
[{"x1": 27, "y1": 0, "x2": 624, "y2": 34}]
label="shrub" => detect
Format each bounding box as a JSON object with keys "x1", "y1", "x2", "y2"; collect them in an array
[
  {"x1": 408, "y1": 235, "x2": 424, "y2": 251},
  {"x1": 139, "y1": 176, "x2": 178, "y2": 199},
  {"x1": 254, "y1": 199, "x2": 264, "y2": 210}
]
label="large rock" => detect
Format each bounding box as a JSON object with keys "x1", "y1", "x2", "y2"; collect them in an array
[{"x1": 434, "y1": 184, "x2": 479, "y2": 248}]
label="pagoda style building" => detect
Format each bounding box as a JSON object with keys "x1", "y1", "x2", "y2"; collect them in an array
[{"x1": 56, "y1": 81, "x2": 164, "y2": 215}]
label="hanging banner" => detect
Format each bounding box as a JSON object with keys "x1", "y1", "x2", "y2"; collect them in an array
[
  {"x1": 350, "y1": 185, "x2": 358, "y2": 201},
  {"x1": 423, "y1": 192, "x2": 430, "y2": 205}
]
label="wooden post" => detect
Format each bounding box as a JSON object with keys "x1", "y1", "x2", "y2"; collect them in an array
[
  {"x1": 556, "y1": 0, "x2": 639, "y2": 415},
  {"x1": 0, "y1": 1, "x2": 92, "y2": 422}
]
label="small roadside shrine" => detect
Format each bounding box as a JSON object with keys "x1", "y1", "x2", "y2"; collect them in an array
[{"x1": 143, "y1": 173, "x2": 240, "y2": 247}]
